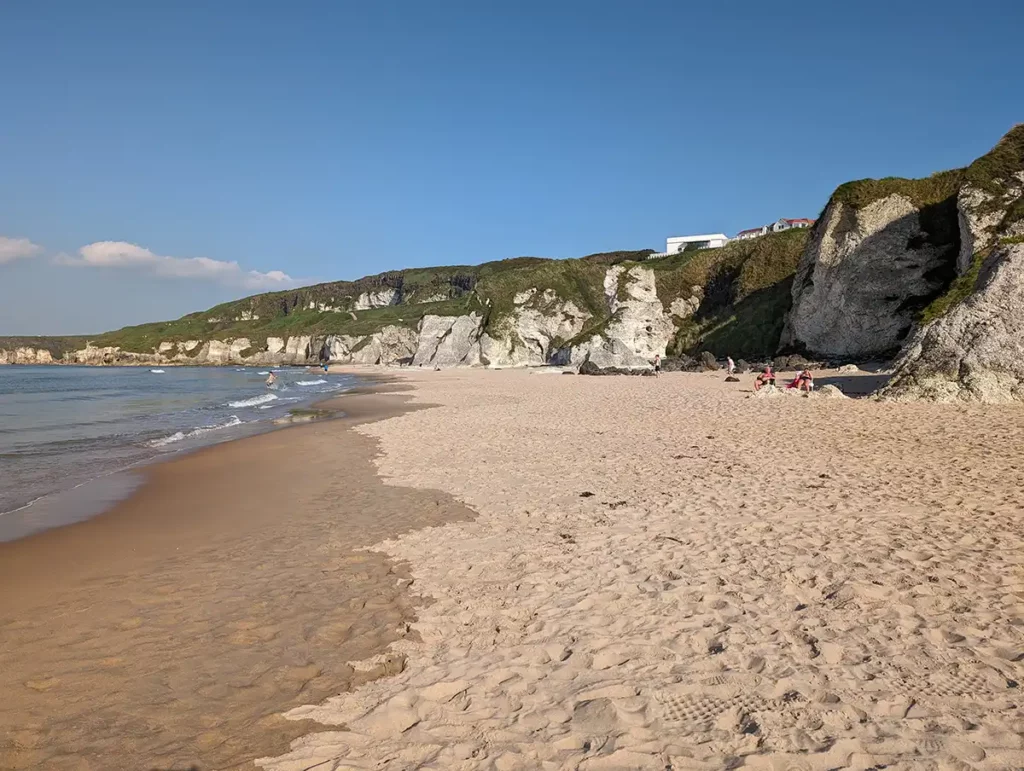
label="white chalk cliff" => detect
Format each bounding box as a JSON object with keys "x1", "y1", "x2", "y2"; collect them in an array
[{"x1": 781, "y1": 194, "x2": 959, "y2": 358}]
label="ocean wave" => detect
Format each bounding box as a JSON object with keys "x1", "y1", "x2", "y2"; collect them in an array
[
  {"x1": 148, "y1": 415, "x2": 243, "y2": 448},
  {"x1": 296, "y1": 379, "x2": 327, "y2": 386},
  {"x1": 227, "y1": 393, "x2": 278, "y2": 408},
  {"x1": 257, "y1": 371, "x2": 270, "y2": 375},
  {"x1": 150, "y1": 369, "x2": 166, "y2": 374}
]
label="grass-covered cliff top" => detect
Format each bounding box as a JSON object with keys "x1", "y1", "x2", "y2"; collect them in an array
[
  {"x1": 0, "y1": 336, "x2": 88, "y2": 357},
  {"x1": 964, "y1": 124, "x2": 1024, "y2": 198},
  {"x1": 830, "y1": 169, "x2": 965, "y2": 211},
  {"x1": 828, "y1": 125, "x2": 1024, "y2": 217}
]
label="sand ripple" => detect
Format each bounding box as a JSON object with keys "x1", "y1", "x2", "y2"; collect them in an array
[{"x1": 264, "y1": 369, "x2": 1024, "y2": 771}]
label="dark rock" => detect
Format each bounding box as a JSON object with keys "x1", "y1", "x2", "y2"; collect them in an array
[
  {"x1": 725, "y1": 376, "x2": 740, "y2": 382},
  {"x1": 578, "y1": 358, "x2": 654, "y2": 376},
  {"x1": 734, "y1": 358, "x2": 750, "y2": 374},
  {"x1": 774, "y1": 354, "x2": 816, "y2": 370},
  {"x1": 700, "y1": 351, "x2": 718, "y2": 371},
  {"x1": 660, "y1": 355, "x2": 699, "y2": 373}
]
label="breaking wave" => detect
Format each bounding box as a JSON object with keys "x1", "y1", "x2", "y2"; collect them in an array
[
  {"x1": 227, "y1": 393, "x2": 278, "y2": 408},
  {"x1": 148, "y1": 415, "x2": 244, "y2": 448}
]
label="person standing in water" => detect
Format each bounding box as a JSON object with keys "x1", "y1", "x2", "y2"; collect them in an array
[{"x1": 266, "y1": 372, "x2": 277, "y2": 387}]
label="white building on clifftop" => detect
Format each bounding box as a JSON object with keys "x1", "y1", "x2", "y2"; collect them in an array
[{"x1": 647, "y1": 233, "x2": 729, "y2": 259}]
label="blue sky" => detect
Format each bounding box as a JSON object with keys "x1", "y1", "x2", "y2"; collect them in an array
[{"x1": 1, "y1": 0, "x2": 1022, "y2": 335}]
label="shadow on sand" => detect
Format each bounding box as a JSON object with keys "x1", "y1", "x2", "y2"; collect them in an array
[{"x1": 816, "y1": 372, "x2": 892, "y2": 397}]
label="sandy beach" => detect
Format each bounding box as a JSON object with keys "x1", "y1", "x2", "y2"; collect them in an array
[
  {"x1": 0, "y1": 379, "x2": 475, "y2": 771},
  {"x1": 263, "y1": 367, "x2": 1024, "y2": 771}
]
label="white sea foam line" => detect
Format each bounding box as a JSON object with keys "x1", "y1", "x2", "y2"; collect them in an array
[
  {"x1": 296, "y1": 379, "x2": 327, "y2": 386},
  {"x1": 148, "y1": 415, "x2": 244, "y2": 447},
  {"x1": 150, "y1": 369, "x2": 166, "y2": 374},
  {"x1": 227, "y1": 393, "x2": 278, "y2": 408}
]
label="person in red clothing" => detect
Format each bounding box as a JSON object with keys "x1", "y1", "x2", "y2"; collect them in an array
[{"x1": 787, "y1": 369, "x2": 814, "y2": 392}]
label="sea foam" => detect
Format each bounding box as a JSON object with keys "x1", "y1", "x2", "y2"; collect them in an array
[
  {"x1": 228, "y1": 393, "x2": 278, "y2": 408},
  {"x1": 296, "y1": 379, "x2": 327, "y2": 386},
  {"x1": 149, "y1": 415, "x2": 243, "y2": 448}
]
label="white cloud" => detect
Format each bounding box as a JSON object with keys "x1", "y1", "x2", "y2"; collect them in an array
[
  {"x1": 0, "y1": 236, "x2": 43, "y2": 264},
  {"x1": 62, "y1": 241, "x2": 303, "y2": 290}
]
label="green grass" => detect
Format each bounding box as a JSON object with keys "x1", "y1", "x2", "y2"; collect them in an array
[
  {"x1": 918, "y1": 251, "x2": 987, "y2": 325},
  {"x1": 0, "y1": 336, "x2": 87, "y2": 358},
  {"x1": 579, "y1": 249, "x2": 656, "y2": 265},
  {"x1": 647, "y1": 229, "x2": 807, "y2": 306},
  {"x1": 1000, "y1": 235, "x2": 1024, "y2": 245},
  {"x1": 474, "y1": 258, "x2": 609, "y2": 333},
  {"x1": 644, "y1": 230, "x2": 807, "y2": 357},
  {"x1": 830, "y1": 169, "x2": 965, "y2": 211},
  {"x1": 964, "y1": 124, "x2": 1024, "y2": 198}
]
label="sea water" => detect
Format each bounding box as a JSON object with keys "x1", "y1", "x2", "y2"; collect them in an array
[{"x1": 0, "y1": 366, "x2": 356, "y2": 540}]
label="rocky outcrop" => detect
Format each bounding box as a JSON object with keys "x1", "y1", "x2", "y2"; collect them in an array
[
  {"x1": 324, "y1": 326, "x2": 418, "y2": 366},
  {"x1": 354, "y1": 288, "x2": 400, "y2": 311},
  {"x1": 480, "y1": 289, "x2": 591, "y2": 366},
  {"x1": 0, "y1": 347, "x2": 54, "y2": 365},
  {"x1": 412, "y1": 313, "x2": 484, "y2": 368},
  {"x1": 565, "y1": 266, "x2": 674, "y2": 369},
  {"x1": 882, "y1": 243, "x2": 1024, "y2": 402},
  {"x1": 781, "y1": 193, "x2": 959, "y2": 358},
  {"x1": 879, "y1": 127, "x2": 1024, "y2": 402},
  {"x1": 957, "y1": 173, "x2": 1024, "y2": 274},
  {"x1": 669, "y1": 286, "x2": 704, "y2": 319}
]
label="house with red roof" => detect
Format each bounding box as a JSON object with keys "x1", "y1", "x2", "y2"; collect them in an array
[{"x1": 734, "y1": 218, "x2": 814, "y2": 240}]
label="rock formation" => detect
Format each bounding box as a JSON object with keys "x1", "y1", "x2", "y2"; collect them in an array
[
  {"x1": 881, "y1": 243, "x2": 1024, "y2": 402},
  {"x1": 565, "y1": 266, "x2": 674, "y2": 369},
  {"x1": 781, "y1": 190, "x2": 960, "y2": 358},
  {"x1": 412, "y1": 314, "x2": 484, "y2": 368},
  {"x1": 880, "y1": 126, "x2": 1024, "y2": 402}
]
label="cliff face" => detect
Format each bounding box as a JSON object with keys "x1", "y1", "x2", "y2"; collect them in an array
[
  {"x1": 0, "y1": 234, "x2": 806, "y2": 370},
  {"x1": 882, "y1": 244, "x2": 1024, "y2": 402},
  {"x1": 781, "y1": 181, "x2": 962, "y2": 358},
  {"x1": 879, "y1": 128, "x2": 1024, "y2": 402}
]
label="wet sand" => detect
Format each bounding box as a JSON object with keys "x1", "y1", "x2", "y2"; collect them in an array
[{"x1": 0, "y1": 378, "x2": 475, "y2": 771}]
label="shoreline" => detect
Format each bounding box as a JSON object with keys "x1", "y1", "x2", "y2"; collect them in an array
[
  {"x1": 0, "y1": 366, "x2": 360, "y2": 543},
  {"x1": 0, "y1": 373, "x2": 476, "y2": 771}
]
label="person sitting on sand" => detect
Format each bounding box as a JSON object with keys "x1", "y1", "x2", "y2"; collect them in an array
[
  {"x1": 753, "y1": 366, "x2": 775, "y2": 391},
  {"x1": 787, "y1": 369, "x2": 814, "y2": 392}
]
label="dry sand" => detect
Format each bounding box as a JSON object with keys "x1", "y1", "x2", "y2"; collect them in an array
[
  {"x1": 265, "y1": 368, "x2": 1024, "y2": 771},
  {"x1": 0, "y1": 382, "x2": 474, "y2": 771}
]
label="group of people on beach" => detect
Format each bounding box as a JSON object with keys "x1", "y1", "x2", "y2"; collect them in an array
[
  {"x1": 651, "y1": 354, "x2": 814, "y2": 392},
  {"x1": 753, "y1": 365, "x2": 814, "y2": 392}
]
